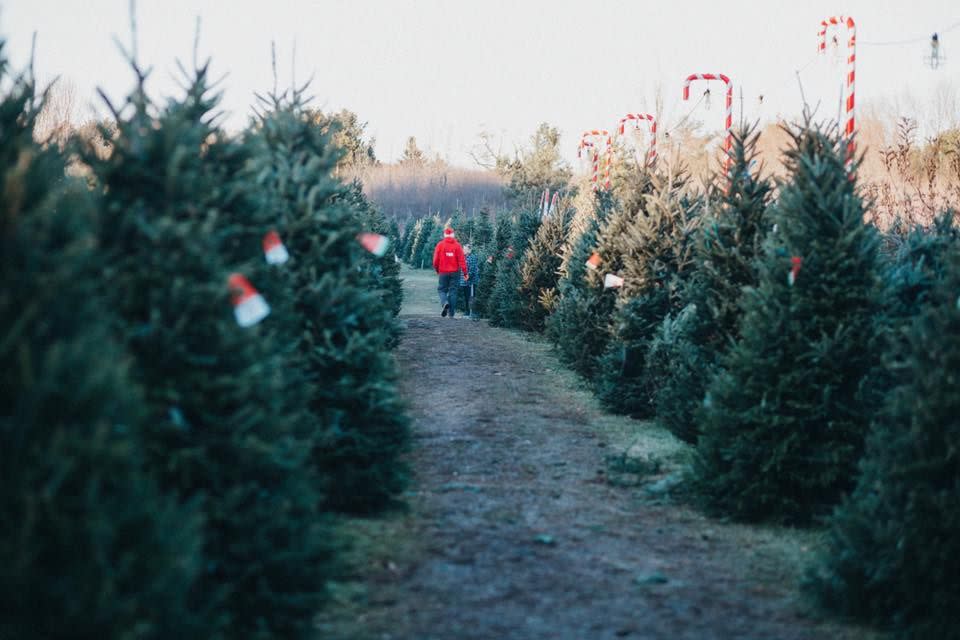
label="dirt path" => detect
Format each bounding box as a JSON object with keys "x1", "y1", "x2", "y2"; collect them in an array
[{"x1": 319, "y1": 268, "x2": 879, "y2": 640}]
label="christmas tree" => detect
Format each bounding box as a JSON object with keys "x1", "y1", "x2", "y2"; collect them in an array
[
  {"x1": 594, "y1": 172, "x2": 700, "y2": 417},
  {"x1": 806, "y1": 217, "x2": 960, "y2": 638},
  {"x1": 488, "y1": 209, "x2": 542, "y2": 328},
  {"x1": 340, "y1": 179, "x2": 403, "y2": 319},
  {"x1": 475, "y1": 212, "x2": 513, "y2": 317},
  {"x1": 83, "y1": 63, "x2": 334, "y2": 637},
  {"x1": 449, "y1": 208, "x2": 474, "y2": 246},
  {"x1": 245, "y1": 85, "x2": 409, "y2": 514},
  {"x1": 387, "y1": 216, "x2": 402, "y2": 251},
  {"x1": 402, "y1": 217, "x2": 424, "y2": 263},
  {"x1": 693, "y1": 121, "x2": 882, "y2": 524},
  {"x1": 545, "y1": 190, "x2": 617, "y2": 378},
  {"x1": 471, "y1": 206, "x2": 494, "y2": 249},
  {"x1": 517, "y1": 199, "x2": 573, "y2": 332},
  {"x1": 0, "y1": 57, "x2": 209, "y2": 639},
  {"x1": 651, "y1": 126, "x2": 772, "y2": 442},
  {"x1": 411, "y1": 214, "x2": 440, "y2": 269}
]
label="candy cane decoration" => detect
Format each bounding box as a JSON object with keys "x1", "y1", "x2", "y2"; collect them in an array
[
  {"x1": 581, "y1": 130, "x2": 613, "y2": 190},
  {"x1": 540, "y1": 188, "x2": 551, "y2": 217},
  {"x1": 682, "y1": 74, "x2": 733, "y2": 170},
  {"x1": 617, "y1": 113, "x2": 657, "y2": 167},
  {"x1": 818, "y1": 16, "x2": 856, "y2": 169},
  {"x1": 577, "y1": 137, "x2": 600, "y2": 190}
]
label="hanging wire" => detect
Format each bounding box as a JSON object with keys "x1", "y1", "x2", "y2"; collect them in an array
[
  {"x1": 860, "y1": 18, "x2": 960, "y2": 46},
  {"x1": 663, "y1": 91, "x2": 708, "y2": 138},
  {"x1": 744, "y1": 52, "x2": 820, "y2": 121}
]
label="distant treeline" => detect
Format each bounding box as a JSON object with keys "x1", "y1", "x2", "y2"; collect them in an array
[{"x1": 354, "y1": 161, "x2": 507, "y2": 221}]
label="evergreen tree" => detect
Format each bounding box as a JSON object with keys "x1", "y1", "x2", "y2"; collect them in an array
[
  {"x1": 651, "y1": 126, "x2": 772, "y2": 442},
  {"x1": 475, "y1": 212, "x2": 513, "y2": 317},
  {"x1": 393, "y1": 216, "x2": 413, "y2": 262},
  {"x1": 246, "y1": 87, "x2": 409, "y2": 514},
  {"x1": 83, "y1": 64, "x2": 333, "y2": 637},
  {"x1": 876, "y1": 212, "x2": 960, "y2": 364},
  {"x1": 0, "y1": 57, "x2": 209, "y2": 640},
  {"x1": 449, "y1": 209, "x2": 474, "y2": 245},
  {"x1": 471, "y1": 206, "x2": 494, "y2": 249},
  {"x1": 400, "y1": 135, "x2": 426, "y2": 166},
  {"x1": 304, "y1": 107, "x2": 377, "y2": 172},
  {"x1": 517, "y1": 200, "x2": 573, "y2": 332},
  {"x1": 807, "y1": 246, "x2": 960, "y2": 639},
  {"x1": 340, "y1": 179, "x2": 403, "y2": 318},
  {"x1": 545, "y1": 190, "x2": 617, "y2": 378},
  {"x1": 403, "y1": 217, "x2": 424, "y2": 263},
  {"x1": 411, "y1": 215, "x2": 439, "y2": 269},
  {"x1": 495, "y1": 123, "x2": 573, "y2": 208},
  {"x1": 693, "y1": 122, "x2": 882, "y2": 524},
  {"x1": 488, "y1": 210, "x2": 542, "y2": 327},
  {"x1": 387, "y1": 217, "x2": 402, "y2": 252},
  {"x1": 594, "y1": 172, "x2": 700, "y2": 417}
]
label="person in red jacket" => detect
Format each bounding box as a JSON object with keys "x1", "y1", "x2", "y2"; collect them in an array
[{"x1": 433, "y1": 227, "x2": 468, "y2": 318}]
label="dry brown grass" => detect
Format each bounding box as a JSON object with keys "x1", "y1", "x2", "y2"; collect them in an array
[{"x1": 647, "y1": 111, "x2": 960, "y2": 230}]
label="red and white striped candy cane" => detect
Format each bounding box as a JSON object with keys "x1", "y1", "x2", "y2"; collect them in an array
[
  {"x1": 602, "y1": 133, "x2": 612, "y2": 190},
  {"x1": 617, "y1": 113, "x2": 657, "y2": 166},
  {"x1": 582, "y1": 130, "x2": 613, "y2": 190},
  {"x1": 578, "y1": 136, "x2": 600, "y2": 190},
  {"x1": 682, "y1": 73, "x2": 733, "y2": 170},
  {"x1": 818, "y1": 16, "x2": 856, "y2": 169}
]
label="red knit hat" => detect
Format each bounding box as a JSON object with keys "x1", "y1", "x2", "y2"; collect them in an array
[{"x1": 443, "y1": 227, "x2": 455, "y2": 237}]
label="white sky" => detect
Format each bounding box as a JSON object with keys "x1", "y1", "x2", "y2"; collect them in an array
[{"x1": 3, "y1": 0, "x2": 959, "y2": 167}]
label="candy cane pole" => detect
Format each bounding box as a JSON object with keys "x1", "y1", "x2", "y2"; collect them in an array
[
  {"x1": 578, "y1": 137, "x2": 599, "y2": 190},
  {"x1": 617, "y1": 113, "x2": 657, "y2": 167},
  {"x1": 582, "y1": 129, "x2": 613, "y2": 190},
  {"x1": 818, "y1": 16, "x2": 856, "y2": 169},
  {"x1": 682, "y1": 74, "x2": 733, "y2": 171},
  {"x1": 603, "y1": 133, "x2": 613, "y2": 189}
]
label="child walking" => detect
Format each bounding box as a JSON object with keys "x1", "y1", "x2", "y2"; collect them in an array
[{"x1": 460, "y1": 244, "x2": 480, "y2": 320}]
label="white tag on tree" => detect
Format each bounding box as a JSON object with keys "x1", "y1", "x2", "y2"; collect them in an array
[
  {"x1": 228, "y1": 273, "x2": 270, "y2": 327},
  {"x1": 604, "y1": 273, "x2": 624, "y2": 289},
  {"x1": 262, "y1": 230, "x2": 290, "y2": 265}
]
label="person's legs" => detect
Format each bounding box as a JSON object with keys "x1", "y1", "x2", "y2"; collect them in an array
[
  {"x1": 447, "y1": 278, "x2": 459, "y2": 317},
  {"x1": 468, "y1": 284, "x2": 477, "y2": 319},
  {"x1": 438, "y1": 273, "x2": 455, "y2": 316}
]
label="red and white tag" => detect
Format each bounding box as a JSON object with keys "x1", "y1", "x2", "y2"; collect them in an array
[
  {"x1": 262, "y1": 230, "x2": 290, "y2": 265},
  {"x1": 228, "y1": 273, "x2": 270, "y2": 327},
  {"x1": 586, "y1": 252, "x2": 601, "y2": 270},
  {"x1": 604, "y1": 273, "x2": 624, "y2": 289},
  {"x1": 358, "y1": 232, "x2": 390, "y2": 257},
  {"x1": 788, "y1": 256, "x2": 803, "y2": 287}
]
